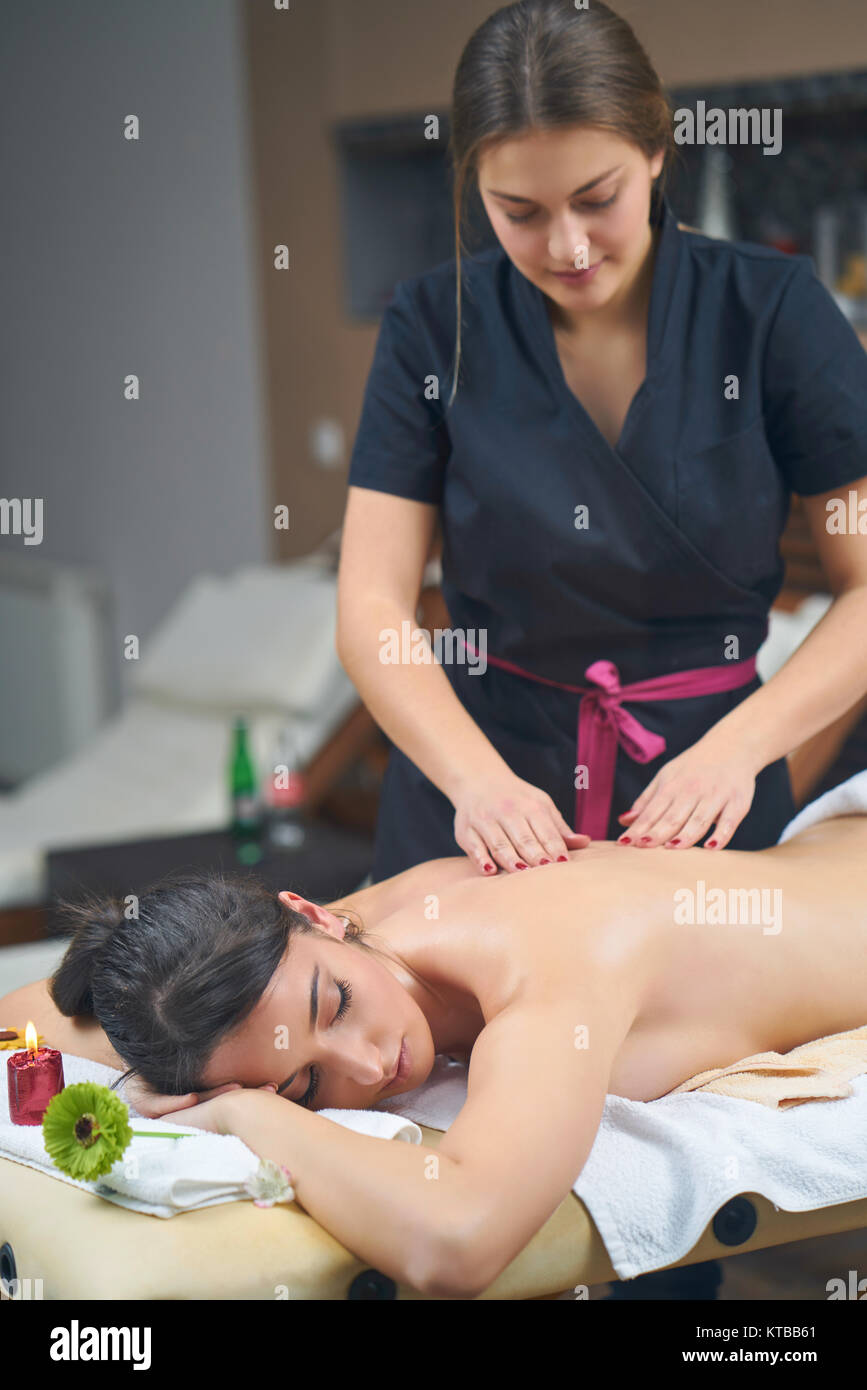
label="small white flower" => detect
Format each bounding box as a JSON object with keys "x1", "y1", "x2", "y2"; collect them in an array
[{"x1": 244, "y1": 1158, "x2": 296, "y2": 1208}]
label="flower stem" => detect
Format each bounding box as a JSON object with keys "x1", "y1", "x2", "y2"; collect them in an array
[{"x1": 130, "y1": 1130, "x2": 187, "y2": 1139}]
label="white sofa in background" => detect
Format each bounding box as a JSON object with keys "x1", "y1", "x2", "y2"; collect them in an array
[{"x1": 0, "y1": 557, "x2": 359, "y2": 909}]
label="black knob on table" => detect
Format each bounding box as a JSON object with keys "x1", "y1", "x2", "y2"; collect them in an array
[
  {"x1": 0, "y1": 1242, "x2": 17, "y2": 1287},
  {"x1": 712, "y1": 1196, "x2": 758, "y2": 1246},
  {"x1": 347, "y1": 1268, "x2": 397, "y2": 1300}
]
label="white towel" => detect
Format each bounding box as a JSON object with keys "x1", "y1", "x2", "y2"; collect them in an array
[
  {"x1": 381, "y1": 1063, "x2": 867, "y2": 1279},
  {"x1": 379, "y1": 771, "x2": 867, "y2": 1279},
  {"x1": 778, "y1": 766, "x2": 867, "y2": 842},
  {"x1": 0, "y1": 1053, "x2": 421, "y2": 1218}
]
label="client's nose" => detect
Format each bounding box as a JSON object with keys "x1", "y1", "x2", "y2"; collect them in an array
[{"x1": 323, "y1": 1037, "x2": 389, "y2": 1089}]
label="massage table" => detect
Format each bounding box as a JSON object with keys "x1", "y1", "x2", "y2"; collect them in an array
[
  {"x1": 2, "y1": 1124, "x2": 866, "y2": 1300},
  {"x1": 2, "y1": 566, "x2": 865, "y2": 1297}
]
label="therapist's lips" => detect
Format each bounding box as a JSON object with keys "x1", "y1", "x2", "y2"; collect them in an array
[
  {"x1": 381, "y1": 1037, "x2": 411, "y2": 1093},
  {"x1": 552, "y1": 259, "x2": 605, "y2": 285}
]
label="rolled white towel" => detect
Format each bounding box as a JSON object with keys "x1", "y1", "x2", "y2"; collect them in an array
[{"x1": 778, "y1": 767, "x2": 867, "y2": 843}]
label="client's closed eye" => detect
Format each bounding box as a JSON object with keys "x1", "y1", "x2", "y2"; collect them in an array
[{"x1": 278, "y1": 977, "x2": 353, "y2": 1108}]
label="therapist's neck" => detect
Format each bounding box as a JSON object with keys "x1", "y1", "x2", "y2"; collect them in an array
[{"x1": 550, "y1": 219, "x2": 659, "y2": 339}]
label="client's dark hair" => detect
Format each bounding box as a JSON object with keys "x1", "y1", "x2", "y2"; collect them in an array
[{"x1": 49, "y1": 871, "x2": 427, "y2": 1097}]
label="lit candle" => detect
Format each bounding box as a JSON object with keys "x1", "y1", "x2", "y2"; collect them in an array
[{"x1": 7, "y1": 1021, "x2": 65, "y2": 1126}]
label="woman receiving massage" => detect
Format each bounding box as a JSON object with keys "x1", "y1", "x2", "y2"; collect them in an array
[{"x1": 3, "y1": 802, "x2": 866, "y2": 1299}]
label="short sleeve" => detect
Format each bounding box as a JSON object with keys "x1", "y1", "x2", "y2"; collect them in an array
[
  {"x1": 347, "y1": 280, "x2": 451, "y2": 505},
  {"x1": 763, "y1": 260, "x2": 867, "y2": 495}
]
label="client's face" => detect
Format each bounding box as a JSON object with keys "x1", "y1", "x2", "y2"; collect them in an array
[{"x1": 203, "y1": 899, "x2": 434, "y2": 1111}]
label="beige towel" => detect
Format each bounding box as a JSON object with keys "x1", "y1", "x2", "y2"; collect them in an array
[{"x1": 670, "y1": 1025, "x2": 867, "y2": 1109}]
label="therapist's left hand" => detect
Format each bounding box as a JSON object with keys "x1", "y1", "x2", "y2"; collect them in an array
[{"x1": 615, "y1": 736, "x2": 759, "y2": 850}]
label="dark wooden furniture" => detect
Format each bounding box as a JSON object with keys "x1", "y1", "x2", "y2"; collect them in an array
[{"x1": 0, "y1": 818, "x2": 374, "y2": 950}]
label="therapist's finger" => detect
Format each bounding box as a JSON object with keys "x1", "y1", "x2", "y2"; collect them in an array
[
  {"x1": 549, "y1": 801, "x2": 593, "y2": 849},
  {"x1": 700, "y1": 798, "x2": 749, "y2": 851},
  {"x1": 528, "y1": 809, "x2": 590, "y2": 862},
  {"x1": 476, "y1": 819, "x2": 532, "y2": 873},
  {"x1": 499, "y1": 812, "x2": 555, "y2": 868},
  {"x1": 456, "y1": 823, "x2": 499, "y2": 875},
  {"x1": 656, "y1": 797, "x2": 725, "y2": 849},
  {"x1": 619, "y1": 793, "x2": 684, "y2": 845}
]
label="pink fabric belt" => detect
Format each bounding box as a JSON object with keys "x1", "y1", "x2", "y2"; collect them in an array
[{"x1": 462, "y1": 645, "x2": 758, "y2": 839}]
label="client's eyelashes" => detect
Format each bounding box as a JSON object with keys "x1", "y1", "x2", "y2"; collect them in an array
[
  {"x1": 298, "y1": 977, "x2": 353, "y2": 1108},
  {"x1": 334, "y1": 978, "x2": 352, "y2": 1021},
  {"x1": 299, "y1": 1070, "x2": 320, "y2": 1109}
]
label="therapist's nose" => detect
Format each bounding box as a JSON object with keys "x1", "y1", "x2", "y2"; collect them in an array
[{"x1": 548, "y1": 213, "x2": 592, "y2": 269}]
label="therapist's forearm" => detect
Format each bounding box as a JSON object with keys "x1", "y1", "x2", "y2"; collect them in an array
[
  {"x1": 705, "y1": 584, "x2": 867, "y2": 770},
  {"x1": 338, "y1": 597, "x2": 510, "y2": 802}
]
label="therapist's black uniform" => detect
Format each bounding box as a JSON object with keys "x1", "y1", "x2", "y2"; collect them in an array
[{"x1": 349, "y1": 191, "x2": 867, "y2": 884}]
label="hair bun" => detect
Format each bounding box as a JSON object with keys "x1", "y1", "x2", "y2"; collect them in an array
[{"x1": 49, "y1": 894, "x2": 126, "y2": 1018}]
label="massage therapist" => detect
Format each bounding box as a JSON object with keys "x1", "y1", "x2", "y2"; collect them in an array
[{"x1": 337, "y1": 0, "x2": 867, "y2": 883}]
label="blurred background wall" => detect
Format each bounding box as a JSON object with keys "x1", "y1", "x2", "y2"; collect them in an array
[{"x1": 1, "y1": 0, "x2": 270, "y2": 753}]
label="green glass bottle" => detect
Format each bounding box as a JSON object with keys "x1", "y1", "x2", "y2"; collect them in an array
[{"x1": 229, "y1": 716, "x2": 261, "y2": 848}]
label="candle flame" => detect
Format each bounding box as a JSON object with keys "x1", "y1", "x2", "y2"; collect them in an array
[{"x1": 25, "y1": 1020, "x2": 38, "y2": 1053}]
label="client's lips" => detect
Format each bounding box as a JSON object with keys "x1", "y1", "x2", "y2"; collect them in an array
[{"x1": 381, "y1": 1037, "x2": 409, "y2": 1093}]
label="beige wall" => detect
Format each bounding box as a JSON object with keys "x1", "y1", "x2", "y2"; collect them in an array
[{"x1": 242, "y1": 0, "x2": 867, "y2": 558}]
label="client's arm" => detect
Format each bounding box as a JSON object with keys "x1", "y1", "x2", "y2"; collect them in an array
[
  {"x1": 0, "y1": 978, "x2": 123, "y2": 1070},
  {"x1": 161, "y1": 987, "x2": 630, "y2": 1298}
]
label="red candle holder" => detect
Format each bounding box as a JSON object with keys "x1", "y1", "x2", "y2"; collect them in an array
[{"x1": 7, "y1": 1046, "x2": 65, "y2": 1125}]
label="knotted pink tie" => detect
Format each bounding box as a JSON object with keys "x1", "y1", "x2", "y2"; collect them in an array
[{"x1": 462, "y1": 646, "x2": 758, "y2": 839}]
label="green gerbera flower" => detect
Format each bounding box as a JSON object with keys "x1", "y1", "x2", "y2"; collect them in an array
[{"x1": 42, "y1": 1082, "x2": 134, "y2": 1181}]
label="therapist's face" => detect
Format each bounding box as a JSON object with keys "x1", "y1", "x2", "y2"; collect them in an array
[
  {"x1": 202, "y1": 895, "x2": 435, "y2": 1111},
  {"x1": 477, "y1": 125, "x2": 665, "y2": 317}
]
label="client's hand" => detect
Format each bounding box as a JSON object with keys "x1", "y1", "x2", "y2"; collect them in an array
[
  {"x1": 123, "y1": 1074, "x2": 277, "y2": 1119},
  {"x1": 453, "y1": 770, "x2": 590, "y2": 873},
  {"x1": 160, "y1": 1086, "x2": 282, "y2": 1134},
  {"x1": 159, "y1": 1095, "x2": 238, "y2": 1133}
]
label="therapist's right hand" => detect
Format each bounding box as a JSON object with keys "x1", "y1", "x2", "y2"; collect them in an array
[{"x1": 453, "y1": 771, "x2": 591, "y2": 874}]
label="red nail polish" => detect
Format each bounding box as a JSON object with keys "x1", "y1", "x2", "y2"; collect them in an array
[
  {"x1": 483, "y1": 863, "x2": 495, "y2": 873},
  {"x1": 557, "y1": 855, "x2": 568, "y2": 862},
  {"x1": 618, "y1": 836, "x2": 631, "y2": 844},
  {"x1": 640, "y1": 836, "x2": 651, "y2": 843},
  {"x1": 706, "y1": 839, "x2": 718, "y2": 849},
  {"x1": 668, "y1": 839, "x2": 681, "y2": 846},
  {"x1": 539, "y1": 858, "x2": 550, "y2": 865},
  {"x1": 515, "y1": 862, "x2": 527, "y2": 870}
]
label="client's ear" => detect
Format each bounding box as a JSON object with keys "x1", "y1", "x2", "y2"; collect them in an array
[{"x1": 278, "y1": 891, "x2": 345, "y2": 937}]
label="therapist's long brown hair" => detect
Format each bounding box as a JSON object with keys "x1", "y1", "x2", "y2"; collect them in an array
[{"x1": 447, "y1": 0, "x2": 677, "y2": 408}]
